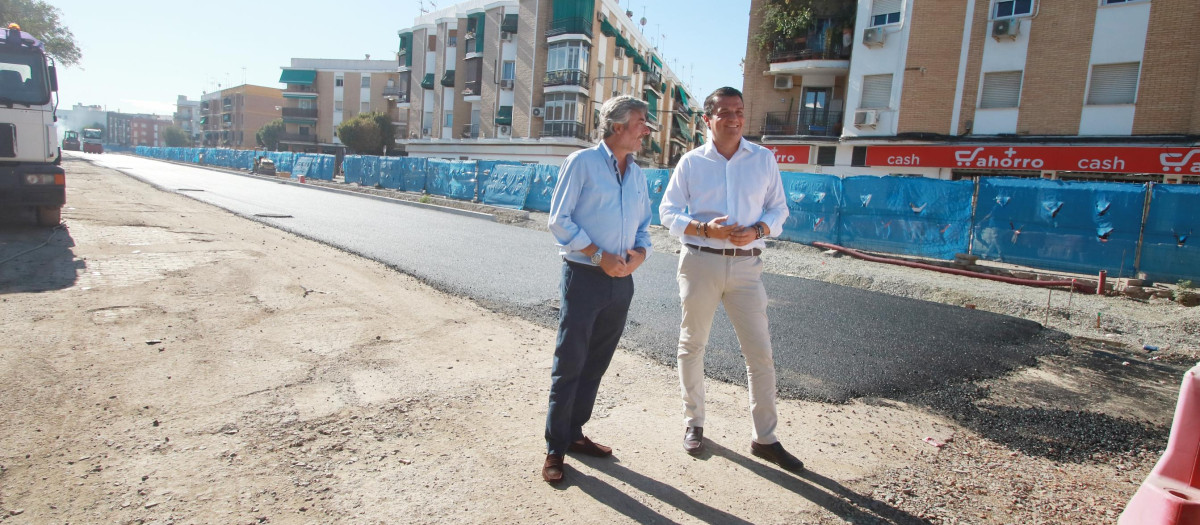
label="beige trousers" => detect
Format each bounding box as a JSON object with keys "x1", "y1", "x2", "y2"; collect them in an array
[{"x1": 675, "y1": 246, "x2": 778, "y2": 445}]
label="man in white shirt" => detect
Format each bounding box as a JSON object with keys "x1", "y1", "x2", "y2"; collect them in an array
[
  {"x1": 542, "y1": 96, "x2": 653, "y2": 484},
  {"x1": 658, "y1": 87, "x2": 802, "y2": 472}
]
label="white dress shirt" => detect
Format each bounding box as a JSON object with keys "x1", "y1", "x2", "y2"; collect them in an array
[
  {"x1": 659, "y1": 137, "x2": 789, "y2": 249},
  {"x1": 548, "y1": 141, "x2": 654, "y2": 264}
]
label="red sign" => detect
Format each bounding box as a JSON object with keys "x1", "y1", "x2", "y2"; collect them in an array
[
  {"x1": 865, "y1": 145, "x2": 1200, "y2": 174},
  {"x1": 765, "y1": 145, "x2": 811, "y2": 165}
]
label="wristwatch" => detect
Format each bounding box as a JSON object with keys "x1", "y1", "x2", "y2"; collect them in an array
[
  {"x1": 590, "y1": 249, "x2": 604, "y2": 265},
  {"x1": 753, "y1": 223, "x2": 765, "y2": 239}
]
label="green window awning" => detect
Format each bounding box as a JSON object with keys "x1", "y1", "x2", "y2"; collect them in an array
[
  {"x1": 279, "y1": 69, "x2": 317, "y2": 85},
  {"x1": 614, "y1": 33, "x2": 629, "y2": 49},
  {"x1": 673, "y1": 112, "x2": 690, "y2": 134},
  {"x1": 399, "y1": 32, "x2": 413, "y2": 67},
  {"x1": 651, "y1": 140, "x2": 661, "y2": 153},
  {"x1": 199, "y1": 116, "x2": 207, "y2": 124},
  {"x1": 421, "y1": 73, "x2": 435, "y2": 90},
  {"x1": 282, "y1": 92, "x2": 317, "y2": 99},
  {"x1": 643, "y1": 89, "x2": 659, "y2": 122},
  {"x1": 469, "y1": 13, "x2": 486, "y2": 54},
  {"x1": 502, "y1": 14, "x2": 519, "y2": 33},
  {"x1": 600, "y1": 18, "x2": 617, "y2": 37},
  {"x1": 495, "y1": 105, "x2": 513, "y2": 125},
  {"x1": 651, "y1": 55, "x2": 662, "y2": 68},
  {"x1": 694, "y1": 132, "x2": 704, "y2": 144},
  {"x1": 674, "y1": 85, "x2": 690, "y2": 108}
]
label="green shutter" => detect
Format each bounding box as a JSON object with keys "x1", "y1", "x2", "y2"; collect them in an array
[
  {"x1": 399, "y1": 32, "x2": 413, "y2": 68},
  {"x1": 643, "y1": 89, "x2": 659, "y2": 122},
  {"x1": 495, "y1": 105, "x2": 513, "y2": 125},
  {"x1": 470, "y1": 13, "x2": 486, "y2": 54},
  {"x1": 502, "y1": 14, "x2": 519, "y2": 33}
]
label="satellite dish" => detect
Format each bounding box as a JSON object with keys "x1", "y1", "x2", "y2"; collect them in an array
[{"x1": 640, "y1": 17, "x2": 646, "y2": 26}]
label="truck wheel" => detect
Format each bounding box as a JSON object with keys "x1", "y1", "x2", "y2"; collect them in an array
[{"x1": 36, "y1": 206, "x2": 62, "y2": 226}]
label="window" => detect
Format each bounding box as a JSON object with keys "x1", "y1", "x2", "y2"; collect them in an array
[
  {"x1": 444, "y1": 111, "x2": 453, "y2": 127},
  {"x1": 299, "y1": 99, "x2": 313, "y2": 109},
  {"x1": 546, "y1": 41, "x2": 590, "y2": 72},
  {"x1": 361, "y1": 101, "x2": 370, "y2": 113},
  {"x1": 299, "y1": 126, "x2": 310, "y2": 136},
  {"x1": 448, "y1": 30, "x2": 457, "y2": 47},
  {"x1": 816, "y1": 147, "x2": 837, "y2": 166},
  {"x1": 980, "y1": 71, "x2": 1023, "y2": 109},
  {"x1": 1102, "y1": 0, "x2": 1144, "y2": 4},
  {"x1": 428, "y1": 35, "x2": 437, "y2": 51},
  {"x1": 335, "y1": 75, "x2": 344, "y2": 87},
  {"x1": 1087, "y1": 62, "x2": 1140, "y2": 105},
  {"x1": 502, "y1": 60, "x2": 516, "y2": 81},
  {"x1": 335, "y1": 100, "x2": 343, "y2": 111},
  {"x1": 870, "y1": 0, "x2": 902, "y2": 27},
  {"x1": 993, "y1": 0, "x2": 1033, "y2": 18},
  {"x1": 860, "y1": 74, "x2": 893, "y2": 109},
  {"x1": 544, "y1": 93, "x2": 580, "y2": 122},
  {"x1": 851, "y1": 146, "x2": 868, "y2": 167},
  {"x1": 361, "y1": 76, "x2": 371, "y2": 88}
]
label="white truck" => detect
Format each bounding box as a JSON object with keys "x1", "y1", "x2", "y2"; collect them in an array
[{"x1": 0, "y1": 23, "x2": 64, "y2": 226}]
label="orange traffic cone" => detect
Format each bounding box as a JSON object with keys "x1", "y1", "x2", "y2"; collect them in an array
[{"x1": 1120, "y1": 363, "x2": 1200, "y2": 524}]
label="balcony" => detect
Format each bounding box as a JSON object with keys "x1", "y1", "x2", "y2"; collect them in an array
[
  {"x1": 767, "y1": 39, "x2": 851, "y2": 75},
  {"x1": 645, "y1": 70, "x2": 662, "y2": 89},
  {"x1": 463, "y1": 79, "x2": 481, "y2": 98},
  {"x1": 280, "y1": 133, "x2": 318, "y2": 143},
  {"x1": 545, "y1": 17, "x2": 592, "y2": 38},
  {"x1": 282, "y1": 107, "x2": 318, "y2": 119},
  {"x1": 383, "y1": 88, "x2": 409, "y2": 104},
  {"x1": 541, "y1": 121, "x2": 587, "y2": 140},
  {"x1": 544, "y1": 69, "x2": 588, "y2": 88},
  {"x1": 460, "y1": 124, "x2": 480, "y2": 139},
  {"x1": 761, "y1": 109, "x2": 844, "y2": 137}
]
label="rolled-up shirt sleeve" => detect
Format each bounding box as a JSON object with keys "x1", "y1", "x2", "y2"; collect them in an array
[
  {"x1": 659, "y1": 161, "x2": 693, "y2": 238},
  {"x1": 635, "y1": 173, "x2": 654, "y2": 259},
  {"x1": 547, "y1": 157, "x2": 593, "y2": 252},
  {"x1": 759, "y1": 159, "x2": 789, "y2": 237}
]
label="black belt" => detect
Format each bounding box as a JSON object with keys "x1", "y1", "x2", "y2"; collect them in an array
[{"x1": 686, "y1": 244, "x2": 761, "y2": 257}]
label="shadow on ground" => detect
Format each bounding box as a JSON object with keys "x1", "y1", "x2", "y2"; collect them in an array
[{"x1": 0, "y1": 222, "x2": 79, "y2": 293}]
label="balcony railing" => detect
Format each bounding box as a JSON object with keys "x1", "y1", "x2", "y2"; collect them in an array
[
  {"x1": 280, "y1": 133, "x2": 318, "y2": 143},
  {"x1": 383, "y1": 86, "x2": 405, "y2": 97},
  {"x1": 544, "y1": 69, "x2": 589, "y2": 88},
  {"x1": 545, "y1": 17, "x2": 592, "y2": 38},
  {"x1": 282, "y1": 107, "x2": 318, "y2": 119},
  {"x1": 463, "y1": 80, "x2": 481, "y2": 97},
  {"x1": 645, "y1": 70, "x2": 662, "y2": 89},
  {"x1": 767, "y1": 39, "x2": 850, "y2": 63},
  {"x1": 761, "y1": 109, "x2": 844, "y2": 137},
  {"x1": 460, "y1": 124, "x2": 480, "y2": 139},
  {"x1": 541, "y1": 121, "x2": 587, "y2": 140}
]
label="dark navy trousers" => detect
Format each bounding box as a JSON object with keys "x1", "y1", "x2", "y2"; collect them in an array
[{"x1": 545, "y1": 261, "x2": 634, "y2": 455}]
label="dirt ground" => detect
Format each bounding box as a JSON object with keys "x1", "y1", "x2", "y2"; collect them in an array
[{"x1": 0, "y1": 157, "x2": 1187, "y2": 524}]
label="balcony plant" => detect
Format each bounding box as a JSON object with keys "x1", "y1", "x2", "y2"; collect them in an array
[{"x1": 753, "y1": 0, "x2": 856, "y2": 57}]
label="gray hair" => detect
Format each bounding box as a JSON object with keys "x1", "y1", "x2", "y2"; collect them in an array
[{"x1": 598, "y1": 95, "x2": 649, "y2": 139}]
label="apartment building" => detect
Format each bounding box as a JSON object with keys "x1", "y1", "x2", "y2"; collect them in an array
[
  {"x1": 395, "y1": 0, "x2": 705, "y2": 166},
  {"x1": 174, "y1": 95, "x2": 202, "y2": 146},
  {"x1": 198, "y1": 84, "x2": 284, "y2": 149},
  {"x1": 277, "y1": 58, "x2": 400, "y2": 154},
  {"x1": 747, "y1": 0, "x2": 1200, "y2": 183},
  {"x1": 107, "y1": 112, "x2": 173, "y2": 148}
]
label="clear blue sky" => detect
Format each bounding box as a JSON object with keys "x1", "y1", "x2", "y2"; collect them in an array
[{"x1": 47, "y1": 0, "x2": 750, "y2": 116}]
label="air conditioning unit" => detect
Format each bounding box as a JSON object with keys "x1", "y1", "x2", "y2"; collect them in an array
[
  {"x1": 498, "y1": 125, "x2": 511, "y2": 135},
  {"x1": 615, "y1": 47, "x2": 626, "y2": 58},
  {"x1": 499, "y1": 79, "x2": 514, "y2": 90},
  {"x1": 853, "y1": 109, "x2": 879, "y2": 128},
  {"x1": 773, "y1": 75, "x2": 793, "y2": 90},
  {"x1": 500, "y1": 31, "x2": 513, "y2": 41},
  {"x1": 422, "y1": 127, "x2": 432, "y2": 136},
  {"x1": 992, "y1": 19, "x2": 1019, "y2": 40},
  {"x1": 532, "y1": 107, "x2": 544, "y2": 118},
  {"x1": 863, "y1": 27, "x2": 886, "y2": 47}
]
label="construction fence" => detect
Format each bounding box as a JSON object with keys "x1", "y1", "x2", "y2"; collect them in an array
[{"x1": 133, "y1": 147, "x2": 1198, "y2": 282}]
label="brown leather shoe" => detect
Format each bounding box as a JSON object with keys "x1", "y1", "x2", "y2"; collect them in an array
[
  {"x1": 542, "y1": 454, "x2": 564, "y2": 484},
  {"x1": 568, "y1": 436, "x2": 612, "y2": 457},
  {"x1": 750, "y1": 441, "x2": 804, "y2": 472},
  {"x1": 683, "y1": 426, "x2": 704, "y2": 455}
]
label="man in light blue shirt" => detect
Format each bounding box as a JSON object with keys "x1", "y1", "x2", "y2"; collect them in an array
[
  {"x1": 541, "y1": 95, "x2": 653, "y2": 484},
  {"x1": 660, "y1": 87, "x2": 803, "y2": 472}
]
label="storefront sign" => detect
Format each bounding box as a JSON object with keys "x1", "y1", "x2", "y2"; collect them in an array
[
  {"x1": 866, "y1": 145, "x2": 1200, "y2": 174},
  {"x1": 765, "y1": 145, "x2": 812, "y2": 165}
]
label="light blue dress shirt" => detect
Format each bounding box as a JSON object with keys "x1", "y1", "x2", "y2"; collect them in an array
[
  {"x1": 659, "y1": 137, "x2": 789, "y2": 249},
  {"x1": 548, "y1": 141, "x2": 653, "y2": 265}
]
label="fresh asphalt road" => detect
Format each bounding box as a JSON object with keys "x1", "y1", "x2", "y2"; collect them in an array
[{"x1": 80, "y1": 153, "x2": 1063, "y2": 402}]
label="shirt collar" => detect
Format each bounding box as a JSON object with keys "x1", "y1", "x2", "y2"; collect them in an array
[
  {"x1": 598, "y1": 140, "x2": 635, "y2": 171},
  {"x1": 702, "y1": 136, "x2": 751, "y2": 159}
]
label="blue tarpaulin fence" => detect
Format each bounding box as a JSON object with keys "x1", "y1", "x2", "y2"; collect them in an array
[
  {"x1": 974, "y1": 178, "x2": 1145, "y2": 277},
  {"x1": 779, "y1": 172, "x2": 843, "y2": 245},
  {"x1": 840, "y1": 176, "x2": 975, "y2": 260},
  {"x1": 1140, "y1": 184, "x2": 1200, "y2": 282},
  {"x1": 132, "y1": 146, "x2": 1199, "y2": 281}
]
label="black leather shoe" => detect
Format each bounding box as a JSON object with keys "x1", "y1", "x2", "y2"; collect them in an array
[
  {"x1": 683, "y1": 426, "x2": 704, "y2": 455},
  {"x1": 750, "y1": 441, "x2": 804, "y2": 472}
]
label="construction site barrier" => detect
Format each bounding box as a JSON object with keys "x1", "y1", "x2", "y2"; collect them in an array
[
  {"x1": 131, "y1": 147, "x2": 1198, "y2": 281},
  {"x1": 1120, "y1": 363, "x2": 1200, "y2": 525}
]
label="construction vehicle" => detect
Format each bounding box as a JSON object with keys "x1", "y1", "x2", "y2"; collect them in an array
[
  {"x1": 0, "y1": 23, "x2": 64, "y2": 226},
  {"x1": 81, "y1": 127, "x2": 102, "y2": 153},
  {"x1": 62, "y1": 129, "x2": 80, "y2": 151}
]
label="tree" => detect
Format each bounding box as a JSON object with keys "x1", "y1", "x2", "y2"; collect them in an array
[
  {"x1": 255, "y1": 119, "x2": 284, "y2": 151},
  {"x1": 0, "y1": 0, "x2": 82, "y2": 66},
  {"x1": 752, "y1": 0, "x2": 855, "y2": 55},
  {"x1": 336, "y1": 112, "x2": 395, "y2": 155},
  {"x1": 162, "y1": 126, "x2": 189, "y2": 147}
]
